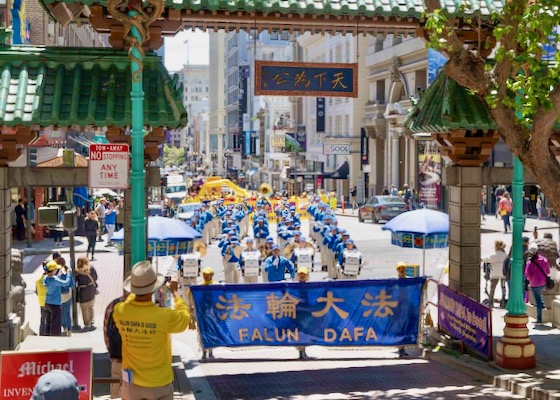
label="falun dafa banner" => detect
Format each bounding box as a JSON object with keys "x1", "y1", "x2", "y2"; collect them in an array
[{"x1": 191, "y1": 278, "x2": 425, "y2": 348}]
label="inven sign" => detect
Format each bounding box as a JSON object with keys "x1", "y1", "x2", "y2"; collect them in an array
[
  {"x1": 255, "y1": 61, "x2": 358, "y2": 98},
  {"x1": 89, "y1": 144, "x2": 129, "y2": 189},
  {"x1": 0, "y1": 349, "x2": 93, "y2": 400},
  {"x1": 324, "y1": 144, "x2": 351, "y2": 155}
]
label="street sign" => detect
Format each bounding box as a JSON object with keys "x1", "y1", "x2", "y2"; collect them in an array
[
  {"x1": 89, "y1": 144, "x2": 129, "y2": 189},
  {"x1": 323, "y1": 144, "x2": 350, "y2": 155}
]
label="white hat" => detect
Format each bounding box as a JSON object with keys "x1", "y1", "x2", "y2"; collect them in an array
[
  {"x1": 123, "y1": 260, "x2": 165, "y2": 295},
  {"x1": 528, "y1": 242, "x2": 539, "y2": 255}
]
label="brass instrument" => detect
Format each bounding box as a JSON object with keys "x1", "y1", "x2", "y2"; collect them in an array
[{"x1": 259, "y1": 183, "x2": 273, "y2": 198}]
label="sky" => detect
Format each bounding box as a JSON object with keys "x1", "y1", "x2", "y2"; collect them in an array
[{"x1": 164, "y1": 30, "x2": 210, "y2": 72}]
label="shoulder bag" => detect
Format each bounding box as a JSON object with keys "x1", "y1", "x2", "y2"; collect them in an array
[{"x1": 533, "y1": 260, "x2": 555, "y2": 290}]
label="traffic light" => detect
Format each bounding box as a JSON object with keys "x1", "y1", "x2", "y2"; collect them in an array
[
  {"x1": 160, "y1": 176, "x2": 168, "y2": 187},
  {"x1": 28, "y1": 148, "x2": 37, "y2": 167},
  {"x1": 37, "y1": 206, "x2": 60, "y2": 226}
]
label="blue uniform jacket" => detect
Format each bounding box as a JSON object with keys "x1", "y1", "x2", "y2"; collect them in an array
[{"x1": 264, "y1": 256, "x2": 295, "y2": 281}]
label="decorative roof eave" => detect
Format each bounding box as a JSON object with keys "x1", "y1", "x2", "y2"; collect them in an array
[
  {"x1": 0, "y1": 46, "x2": 187, "y2": 129},
  {"x1": 43, "y1": 0, "x2": 504, "y2": 37},
  {"x1": 404, "y1": 71, "x2": 496, "y2": 133},
  {"x1": 43, "y1": 0, "x2": 504, "y2": 20}
]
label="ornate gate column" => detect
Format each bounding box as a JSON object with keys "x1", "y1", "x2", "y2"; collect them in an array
[
  {"x1": 445, "y1": 166, "x2": 483, "y2": 300},
  {"x1": 0, "y1": 168, "x2": 20, "y2": 349}
]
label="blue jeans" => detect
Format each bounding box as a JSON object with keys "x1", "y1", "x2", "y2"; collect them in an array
[
  {"x1": 61, "y1": 299, "x2": 72, "y2": 330},
  {"x1": 502, "y1": 214, "x2": 511, "y2": 232},
  {"x1": 531, "y1": 285, "x2": 545, "y2": 323}
]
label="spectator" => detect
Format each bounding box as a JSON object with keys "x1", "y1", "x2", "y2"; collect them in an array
[
  {"x1": 482, "y1": 240, "x2": 508, "y2": 307},
  {"x1": 43, "y1": 260, "x2": 71, "y2": 336},
  {"x1": 35, "y1": 263, "x2": 49, "y2": 336},
  {"x1": 396, "y1": 262, "x2": 409, "y2": 357},
  {"x1": 536, "y1": 195, "x2": 543, "y2": 219},
  {"x1": 497, "y1": 192, "x2": 513, "y2": 233},
  {"x1": 525, "y1": 242, "x2": 551, "y2": 325},
  {"x1": 30, "y1": 369, "x2": 79, "y2": 400},
  {"x1": 105, "y1": 201, "x2": 118, "y2": 247},
  {"x1": 350, "y1": 186, "x2": 357, "y2": 213},
  {"x1": 522, "y1": 191, "x2": 531, "y2": 231},
  {"x1": 104, "y1": 291, "x2": 128, "y2": 398},
  {"x1": 14, "y1": 199, "x2": 26, "y2": 241},
  {"x1": 114, "y1": 261, "x2": 190, "y2": 400},
  {"x1": 84, "y1": 210, "x2": 99, "y2": 261},
  {"x1": 95, "y1": 197, "x2": 107, "y2": 242},
  {"x1": 75, "y1": 256, "x2": 98, "y2": 330},
  {"x1": 481, "y1": 190, "x2": 487, "y2": 220},
  {"x1": 53, "y1": 252, "x2": 74, "y2": 336},
  {"x1": 296, "y1": 267, "x2": 309, "y2": 359}
]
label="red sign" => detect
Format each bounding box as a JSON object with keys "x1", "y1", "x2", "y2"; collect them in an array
[
  {"x1": 0, "y1": 349, "x2": 92, "y2": 400},
  {"x1": 89, "y1": 143, "x2": 130, "y2": 189}
]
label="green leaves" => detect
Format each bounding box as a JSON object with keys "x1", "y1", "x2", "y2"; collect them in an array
[
  {"x1": 162, "y1": 144, "x2": 185, "y2": 167},
  {"x1": 424, "y1": 1, "x2": 560, "y2": 129}
]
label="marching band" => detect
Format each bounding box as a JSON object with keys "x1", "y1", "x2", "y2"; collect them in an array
[{"x1": 173, "y1": 193, "x2": 364, "y2": 288}]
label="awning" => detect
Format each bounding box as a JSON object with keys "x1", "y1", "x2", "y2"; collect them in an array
[{"x1": 323, "y1": 160, "x2": 349, "y2": 180}]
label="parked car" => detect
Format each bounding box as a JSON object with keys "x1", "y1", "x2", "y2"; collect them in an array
[
  {"x1": 176, "y1": 202, "x2": 203, "y2": 221},
  {"x1": 358, "y1": 195, "x2": 408, "y2": 223}
]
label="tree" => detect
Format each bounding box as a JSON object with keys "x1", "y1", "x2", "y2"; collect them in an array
[
  {"x1": 425, "y1": 0, "x2": 560, "y2": 213},
  {"x1": 162, "y1": 144, "x2": 185, "y2": 167}
]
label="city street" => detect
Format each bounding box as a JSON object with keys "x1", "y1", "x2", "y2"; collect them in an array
[{"x1": 18, "y1": 213, "x2": 560, "y2": 399}]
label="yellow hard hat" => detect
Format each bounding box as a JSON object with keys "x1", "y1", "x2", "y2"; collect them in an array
[
  {"x1": 297, "y1": 267, "x2": 309, "y2": 275},
  {"x1": 201, "y1": 267, "x2": 214, "y2": 275},
  {"x1": 396, "y1": 262, "x2": 407, "y2": 270}
]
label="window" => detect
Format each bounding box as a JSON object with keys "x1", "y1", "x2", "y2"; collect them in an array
[
  {"x1": 270, "y1": 32, "x2": 279, "y2": 40},
  {"x1": 281, "y1": 32, "x2": 290, "y2": 40},
  {"x1": 376, "y1": 79, "x2": 385, "y2": 103},
  {"x1": 414, "y1": 70, "x2": 427, "y2": 92}
]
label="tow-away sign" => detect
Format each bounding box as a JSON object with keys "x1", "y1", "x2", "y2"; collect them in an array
[{"x1": 89, "y1": 144, "x2": 129, "y2": 189}]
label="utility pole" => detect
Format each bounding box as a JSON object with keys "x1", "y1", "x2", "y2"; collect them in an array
[{"x1": 258, "y1": 108, "x2": 266, "y2": 166}]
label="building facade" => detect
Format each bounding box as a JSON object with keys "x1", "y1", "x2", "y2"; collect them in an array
[
  {"x1": 297, "y1": 33, "x2": 368, "y2": 199},
  {"x1": 25, "y1": 0, "x2": 107, "y2": 47},
  {"x1": 362, "y1": 36, "x2": 429, "y2": 203}
]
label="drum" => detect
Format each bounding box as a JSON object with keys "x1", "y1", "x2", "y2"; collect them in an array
[
  {"x1": 295, "y1": 247, "x2": 313, "y2": 271},
  {"x1": 181, "y1": 254, "x2": 200, "y2": 278},
  {"x1": 343, "y1": 251, "x2": 361, "y2": 276},
  {"x1": 242, "y1": 251, "x2": 261, "y2": 277}
]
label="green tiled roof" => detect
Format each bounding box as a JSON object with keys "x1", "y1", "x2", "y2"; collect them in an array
[
  {"x1": 41, "y1": 0, "x2": 504, "y2": 19},
  {"x1": 0, "y1": 46, "x2": 187, "y2": 128},
  {"x1": 404, "y1": 71, "x2": 496, "y2": 132}
]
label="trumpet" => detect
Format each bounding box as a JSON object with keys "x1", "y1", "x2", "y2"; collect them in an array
[{"x1": 260, "y1": 183, "x2": 273, "y2": 198}]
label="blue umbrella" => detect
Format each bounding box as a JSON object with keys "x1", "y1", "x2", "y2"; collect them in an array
[
  {"x1": 382, "y1": 209, "x2": 449, "y2": 275},
  {"x1": 113, "y1": 216, "x2": 202, "y2": 257}
]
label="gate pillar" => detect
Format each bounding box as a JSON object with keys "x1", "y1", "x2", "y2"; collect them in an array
[{"x1": 445, "y1": 166, "x2": 483, "y2": 301}]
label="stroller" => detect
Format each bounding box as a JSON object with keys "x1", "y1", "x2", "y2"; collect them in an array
[{"x1": 482, "y1": 262, "x2": 506, "y2": 308}]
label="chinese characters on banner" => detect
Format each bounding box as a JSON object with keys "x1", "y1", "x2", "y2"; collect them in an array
[
  {"x1": 255, "y1": 61, "x2": 358, "y2": 97},
  {"x1": 191, "y1": 278, "x2": 425, "y2": 348},
  {"x1": 0, "y1": 349, "x2": 92, "y2": 400},
  {"x1": 438, "y1": 285, "x2": 493, "y2": 359}
]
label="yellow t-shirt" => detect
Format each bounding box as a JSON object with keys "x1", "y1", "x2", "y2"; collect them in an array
[
  {"x1": 36, "y1": 274, "x2": 47, "y2": 307},
  {"x1": 114, "y1": 294, "x2": 190, "y2": 387}
]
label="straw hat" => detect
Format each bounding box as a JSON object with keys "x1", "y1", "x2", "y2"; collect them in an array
[{"x1": 123, "y1": 260, "x2": 165, "y2": 295}]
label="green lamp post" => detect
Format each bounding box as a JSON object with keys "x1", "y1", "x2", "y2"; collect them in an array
[
  {"x1": 496, "y1": 155, "x2": 535, "y2": 368},
  {"x1": 106, "y1": 0, "x2": 164, "y2": 267},
  {"x1": 129, "y1": 10, "x2": 146, "y2": 266}
]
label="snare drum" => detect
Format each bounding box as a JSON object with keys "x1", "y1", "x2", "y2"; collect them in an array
[{"x1": 241, "y1": 250, "x2": 261, "y2": 277}]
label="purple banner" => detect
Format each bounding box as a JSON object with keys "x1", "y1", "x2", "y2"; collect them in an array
[{"x1": 438, "y1": 285, "x2": 492, "y2": 359}]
